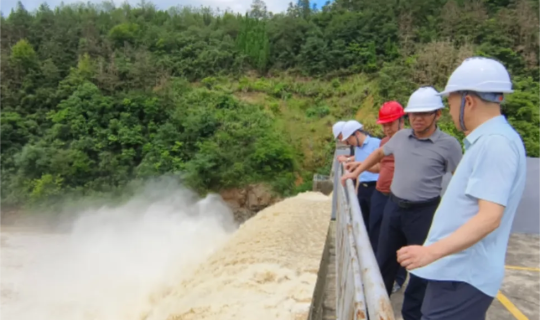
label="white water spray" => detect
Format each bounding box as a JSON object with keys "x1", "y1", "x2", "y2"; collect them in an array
[{"x1": 1, "y1": 180, "x2": 237, "y2": 320}]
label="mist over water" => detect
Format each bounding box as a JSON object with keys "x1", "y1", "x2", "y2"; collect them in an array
[{"x1": 1, "y1": 180, "x2": 238, "y2": 320}]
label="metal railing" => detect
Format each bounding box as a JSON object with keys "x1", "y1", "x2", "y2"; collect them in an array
[{"x1": 331, "y1": 151, "x2": 395, "y2": 320}]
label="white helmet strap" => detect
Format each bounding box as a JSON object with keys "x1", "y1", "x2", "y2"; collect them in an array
[{"x1": 459, "y1": 93, "x2": 467, "y2": 132}]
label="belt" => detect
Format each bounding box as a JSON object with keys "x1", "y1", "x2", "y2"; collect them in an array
[
  {"x1": 358, "y1": 181, "x2": 377, "y2": 188},
  {"x1": 389, "y1": 193, "x2": 440, "y2": 209}
]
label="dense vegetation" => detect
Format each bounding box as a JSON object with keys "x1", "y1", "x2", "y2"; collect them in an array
[{"x1": 1, "y1": 0, "x2": 538, "y2": 209}]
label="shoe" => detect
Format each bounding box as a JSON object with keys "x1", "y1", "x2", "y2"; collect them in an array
[{"x1": 392, "y1": 282, "x2": 402, "y2": 293}]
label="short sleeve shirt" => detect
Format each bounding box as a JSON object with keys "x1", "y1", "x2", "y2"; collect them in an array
[
  {"x1": 354, "y1": 135, "x2": 381, "y2": 183},
  {"x1": 411, "y1": 116, "x2": 527, "y2": 297},
  {"x1": 383, "y1": 128, "x2": 463, "y2": 201}
]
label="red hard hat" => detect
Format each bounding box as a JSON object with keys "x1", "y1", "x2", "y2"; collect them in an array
[{"x1": 377, "y1": 101, "x2": 405, "y2": 124}]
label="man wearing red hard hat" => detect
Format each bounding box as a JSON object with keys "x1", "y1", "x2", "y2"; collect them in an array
[{"x1": 371, "y1": 101, "x2": 408, "y2": 294}]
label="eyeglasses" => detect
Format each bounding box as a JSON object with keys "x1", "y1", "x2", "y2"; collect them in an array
[{"x1": 408, "y1": 111, "x2": 437, "y2": 117}]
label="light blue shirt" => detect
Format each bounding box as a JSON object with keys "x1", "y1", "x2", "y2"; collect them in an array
[
  {"x1": 354, "y1": 135, "x2": 381, "y2": 182},
  {"x1": 411, "y1": 115, "x2": 526, "y2": 297}
]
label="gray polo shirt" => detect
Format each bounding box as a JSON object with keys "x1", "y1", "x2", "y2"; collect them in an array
[{"x1": 383, "y1": 128, "x2": 463, "y2": 201}]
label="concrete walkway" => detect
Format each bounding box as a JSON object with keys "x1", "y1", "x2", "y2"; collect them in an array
[{"x1": 391, "y1": 234, "x2": 540, "y2": 320}]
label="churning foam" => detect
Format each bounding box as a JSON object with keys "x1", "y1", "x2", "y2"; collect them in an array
[
  {"x1": 144, "y1": 191, "x2": 332, "y2": 320},
  {"x1": 1, "y1": 180, "x2": 238, "y2": 320}
]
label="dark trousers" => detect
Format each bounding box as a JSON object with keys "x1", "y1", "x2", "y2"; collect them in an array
[
  {"x1": 368, "y1": 189, "x2": 387, "y2": 253},
  {"x1": 396, "y1": 265, "x2": 407, "y2": 286},
  {"x1": 357, "y1": 181, "x2": 376, "y2": 228},
  {"x1": 422, "y1": 281, "x2": 494, "y2": 320},
  {"x1": 376, "y1": 193, "x2": 440, "y2": 320},
  {"x1": 370, "y1": 190, "x2": 408, "y2": 286}
]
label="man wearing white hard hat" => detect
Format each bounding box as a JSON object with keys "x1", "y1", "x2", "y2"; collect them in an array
[
  {"x1": 341, "y1": 87, "x2": 462, "y2": 320},
  {"x1": 333, "y1": 120, "x2": 358, "y2": 164},
  {"x1": 397, "y1": 57, "x2": 526, "y2": 319},
  {"x1": 332, "y1": 121, "x2": 346, "y2": 141},
  {"x1": 338, "y1": 120, "x2": 381, "y2": 229}
]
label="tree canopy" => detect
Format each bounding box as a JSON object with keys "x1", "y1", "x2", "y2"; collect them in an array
[{"x1": 1, "y1": 0, "x2": 538, "y2": 209}]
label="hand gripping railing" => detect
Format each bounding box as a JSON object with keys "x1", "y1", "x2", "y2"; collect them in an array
[{"x1": 332, "y1": 151, "x2": 395, "y2": 320}]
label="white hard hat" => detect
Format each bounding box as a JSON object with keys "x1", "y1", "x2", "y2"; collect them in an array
[
  {"x1": 340, "y1": 120, "x2": 363, "y2": 141},
  {"x1": 404, "y1": 87, "x2": 445, "y2": 113},
  {"x1": 332, "y1": 121, "x2": 346, "y2": 139},
  {"x1": 438, "y1": 57, "x2": 514, "y2": 97}
]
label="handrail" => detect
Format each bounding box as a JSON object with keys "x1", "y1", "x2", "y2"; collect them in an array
[
  {"x1": 333, "y1": 151, "x2": 395, "y2": 320},
  {"x1": 336, "y1": 175, "x2": 368, "y2": 319}
]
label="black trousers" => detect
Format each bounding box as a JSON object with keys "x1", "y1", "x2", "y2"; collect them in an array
[
  {"x1": 370, "y1": 190, "x2": 408, "y2": 286},
  {"x1": 422, "y1": 281, "x2": 494, "y2": 320},
  {"x1": 357, "y1": 181, "x2": 376, "y2": 228},
  {"x1": 376, "y1": 193, "x2": 440, "y2": 320},
  {"x1": 369, "y1": 189, "x2": 388, "y2": 253},
  {"x1": 396, "y1": 264, "x2": 407, "y2": 286}
]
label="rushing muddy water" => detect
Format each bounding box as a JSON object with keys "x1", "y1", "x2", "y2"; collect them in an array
[
  {"x1": 1, "y1": 182, "x2": 331, "y2": 320},
  {"x1": 1, "y1": 184, "x2": 237, "y2": 320}
]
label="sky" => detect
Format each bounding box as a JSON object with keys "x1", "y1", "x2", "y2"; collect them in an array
[{"x1": 1, "y1": 0, "x2": 330, "y2": 16}]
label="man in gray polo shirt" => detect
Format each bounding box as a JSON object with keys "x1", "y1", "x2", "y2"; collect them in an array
[{"x1": 341, "y1": 86, "x2": 462, "y2": 320}]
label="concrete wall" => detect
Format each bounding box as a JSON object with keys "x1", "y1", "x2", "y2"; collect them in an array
[
  {"x1": 442, "y1": 157, "x2": 539, "y2": 235},
  {"x1": 307, "y1": 222, "x2": 336, "y2": 320},
  {"x1": 511, "y1": 157, "x2": 539, "y2": 234}
]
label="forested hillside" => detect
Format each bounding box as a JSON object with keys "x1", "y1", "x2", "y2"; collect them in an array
[{"x1": 1, "y1": 0, "x2": 538, "y2": 209}]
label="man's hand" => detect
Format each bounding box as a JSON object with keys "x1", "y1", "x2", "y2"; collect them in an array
[
  {"x1": 337, "y1": 155, "x2": 349, "y2": 163},
  {"x1": 344, "y1": 161, "x2": 360, "y2": 171},
  {"x1": 396, "y1": 245, "x2": 438, "y2": 270},
  {"x1": 340, "y1": 172, "x2": 356, "y2": 186}
]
